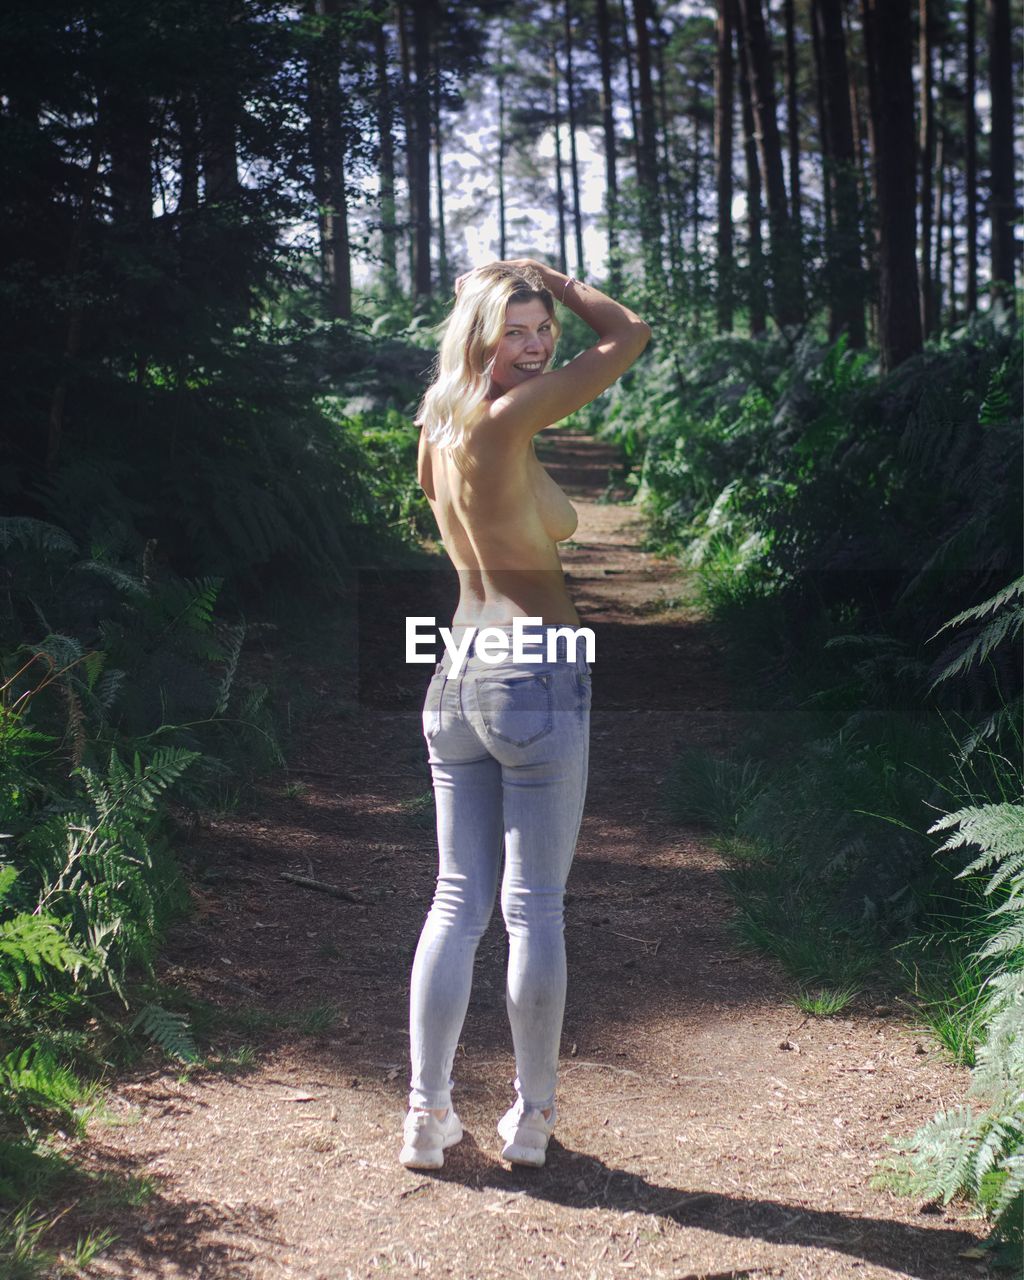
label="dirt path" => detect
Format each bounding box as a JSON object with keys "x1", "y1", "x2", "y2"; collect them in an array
[{"x1": 70, "y1": 430, "x2": 987, "y2": 1280}]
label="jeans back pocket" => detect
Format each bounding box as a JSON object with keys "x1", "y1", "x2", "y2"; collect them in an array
[{"x1": 473, "y1": 672, "x2": 554, "y2": 747}]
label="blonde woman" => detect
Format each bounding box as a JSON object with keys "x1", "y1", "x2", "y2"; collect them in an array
[{"x1": 400, "y1": 259, "x2": 650, "y2": 1170}]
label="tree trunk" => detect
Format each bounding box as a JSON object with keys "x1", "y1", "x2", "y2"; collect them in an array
[
  {"x1": 620, "y1": 0, "x2": 642, "y2": 176},
  {"x1": 497, "y1": 39, "x2": 508, "y2": 260},
  {"x1": 736, "y1": 6, "x2": 767, "y2": 334},
  {"x1": 563, "y1": 0, "x2": 586, "y2": 278},
  {"x1": 853, "y1": 0, "x2": 879, "y2": 342},
  {"x1": 432, "y1": 26, "x2": 447, "y2": 295},
  {"x1": 947, "y1": 172, "x2": 960, "y2": 325},
  {"x1": 48, "y1": 143, "x2": 101, "y2": 472},
  {"x1": 397, "y1": 1, "x2": 416, "y2": 290},
  {"x1": 736, "y1": 0, "x2": 802, "y2": 327},
  {"x1": 177, "y1": 94, "x2": 199, "y2": 214},
  {"x1": 986, "y1": 0, "x2": 1015, "y2": 310},
  {"x1": 654, "y1": 15, "x2": 683, "y2": 291},
  {"x1": 689, "y1": 77, "x2": 703, "y2": 313},
  {"x1": 813, "y1": 0, "x2": 865, "y2": 345},
  {"x1": 199, "y1": 2, "x2": 240, "y2": 208},
  {"x1": 810, "y1": 6, "x2": 833, "y2": 272},
  {"x1": 632, "y1": 0, "x2": 665, "y2": 282},
  {"x1": 308, "y1": 0, "x2": 351, "y2": 320},
  {"x1": 862, "y1": 0, "x2": 922, "y2": 368},
  {"x1": 932, "y1": 33, "x2": 948, "y2": 327},
  {"x1": 551, "y1": 46, "x2": 568, "y2": 275},
  {"x1": 373, "y1": 6, "x2": 398, "y2": 295},
  {"x1": 782, "y1": 0, "x2": 801, "y2": 227},
  {"x1": 715, "y1": 0, "x2": 735, "y2": 332},
  {"x1": 596, "y1": 0, "x2": 620, "y2": 290},
  {"x1": 918, "y1": 0, "x2": 936, "y2": 336},
  {"x1": 933, "y1": 119, "x2": 946, "y2": 326},
  {"x1": 411, "y1": 0, "x2": 434, "y2": 305},
  {"x1": 965, "y1": 0, "x2": 978, "y2": 314}
]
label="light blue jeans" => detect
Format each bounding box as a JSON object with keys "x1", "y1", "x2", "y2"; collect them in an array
[{"x1": 408, "y1": 624, "x2": 592, "y2": 1114}]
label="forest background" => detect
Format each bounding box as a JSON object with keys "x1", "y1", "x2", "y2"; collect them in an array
[{"x1": 0, "y1": 0, "x2": 1022, "y2": 1271}]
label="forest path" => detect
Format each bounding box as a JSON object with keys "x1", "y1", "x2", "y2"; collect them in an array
[{"x1": 75, "y1": 429, "x2": 986, "y2": 1280}]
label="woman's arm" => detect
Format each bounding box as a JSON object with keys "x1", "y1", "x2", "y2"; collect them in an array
[{"x1": 462, "y1": 259, "x2": 651, "y2": 444}]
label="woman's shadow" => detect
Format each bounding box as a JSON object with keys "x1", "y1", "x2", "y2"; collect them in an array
[{"x1": 420, "y1": 1132, "x2": 983, "y2": 1277}]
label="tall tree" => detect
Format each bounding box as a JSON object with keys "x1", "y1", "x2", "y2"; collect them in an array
[
  {"x1": 103, "y1": 82, "x2": 151, "y2": 225},
  {"x1": 813, "y1": 0, "x2": 865, "y2": 344},
  {"x1": 396, "y1": 2, "x2": 416, "y2": 290},
  {"x1": 563, "y1": 0, "x2": 585, "y2": 278},
  {"x1": 619, "y1": 0, "x2": 642, "y2": 176},
  {"x1": 595, "y1": 0, "x2": 620, "y2": 289},
  {"x1": 736, "y1": 0, "x2": 803, "y2": 326},
  {"x1": 965, "y1": 0, "x2": 978, "y2": 313},
  {"x1": 632, "y1": 0, "x2": 665, "y2": 282},
  {"x1": 715, "y1": 0, "x2": 735, "y2": 332},
  {"x1": 654, "y1": 16, "x2": 684, "y2": 291},
  {"x1": 373, "y1": 6, "x2": 398, "y2": 296},
  {"x1": 307, "y1": 0, "x2": 351, "y2": 320},
  {"x1": 918, "y1": 0, "x2": 937, "y2": 336},
  {"x1": 496, "y1": 31, "x2": 508, "y2": 260},
  {"x1": 432, "y1": 28, "x2": 447, "y2": 296},
  {"x1": 176, "y1": 93, "x2": 199, "y2": 213},
  {"x1": 782, "y1": 0, "x2": 802, "y2": 228},
  {"x1": 862, "y1": 0, "x2": 922, "y2": 368},
  {"x1": 550, "y1": 44, "x2": 568, "y2": 273},
  {"x1": 986, "y1": 0, "x2": 1015, "y2": 310},
  {"x1": 736, "y1": 5, "x2": 767, "y2": 334},
  {"x1": 410, "y1": 0, "x2": 435, "y2": 305}
]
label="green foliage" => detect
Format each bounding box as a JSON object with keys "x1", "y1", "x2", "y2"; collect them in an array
[
  {"x1": 886, "y1": 799, "x2": 1024, "y2": 1253},
  {"x1": 128, "y1": 1003, "x2": 199, "y2": 1064},
  {"x1": 650, "y1": 323, "x2": 1023, "y2": 1255}
]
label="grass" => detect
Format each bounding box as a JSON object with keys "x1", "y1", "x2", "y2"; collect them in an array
[
  {"x1": 397, "y1": 791, "x2": 435, "y2": 829},
  {"x1": 0, "y1": 1197, "x2": 119, "y2": 1279},
  {"x1": 793, "y1": 984, "x2": 862, "y2": 1016},
  {"x1": 663, "y1": 747, "x2": 766, "y2": 831}
]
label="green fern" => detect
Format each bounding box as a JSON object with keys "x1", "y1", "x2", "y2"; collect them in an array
[
  {"x1": 979, "y1": 359, "x2": 1012, "y2": 426},
  {"x1": 928, "y1": 576, "x2": 1024, "y2": 691},
  {"x1": 930, "y1": 803, "x2": 1024, "y2": 896},
  {"x1": 0, "y1": 1045, "x2": 90, "y2": 1124},
  {"x1": 213, "y1": 622, "x2": 246, "y2": 717},
  {"x1": 0, "y1": 518, "x2": 76, "y2": 555},
  {"x1": 130, "y1": 1003, "x2": 198, "y2": 1063},
  {"x1": 890, "y1": 802, "x2": 1024, "y2": 1246},
  {"x1": 0, "y1": 914, "x2": 91, "y2": 992}
]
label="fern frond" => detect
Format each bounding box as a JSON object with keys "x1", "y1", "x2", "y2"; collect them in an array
[
  {"x1": 991, "y1": 1152, "x2": 1024, "y2": 1226},
  {"x1": 979, "y1": 359, "x2": 1012, "y2": 426},
  {"x1": 0, "y1": 517, "x2": 76, "y2": 555},
  {"x1": 213, "y1": 622, "x2": 246, "y2": 716},
  {"x1": 130, "y1": 1003, "x2": 198, "y2": 1063},
  {"x1": 927, "y1": 576, "x2": 1024, "y2": 690},
  {"x1": 929, "y1": 804, "x2": 1024, "y2": 894},
  {"x1": 0, "y1": 913, "x2": 90, "y2": 991},
  {"x1": 77, "y1": 559, "x2": 146, "y2": 596}
]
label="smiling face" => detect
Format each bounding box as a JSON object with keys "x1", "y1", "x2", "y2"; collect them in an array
[{"x1": 487, "y1": 297, "x2": 555, "y2": 398}]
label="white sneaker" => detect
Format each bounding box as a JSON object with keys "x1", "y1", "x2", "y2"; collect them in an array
[
  {"x1": 399, "y1": 1107, "x2": 463, "y2": 1170},
  {"x1": 497, "y1": 1099, "x2": 556, "y2": 1167}
]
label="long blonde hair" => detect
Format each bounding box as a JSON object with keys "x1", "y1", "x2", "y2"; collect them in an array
[{"x1": 414, "y1": 264, "x2": 561, "y2": 449}]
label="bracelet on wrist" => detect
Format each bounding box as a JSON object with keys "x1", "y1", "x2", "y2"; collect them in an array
[{"x1": 560, "y1": 276, "x2": 582, "y2": 303}]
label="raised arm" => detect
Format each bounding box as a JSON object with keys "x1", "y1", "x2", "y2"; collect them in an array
[{"x1": 463, "y1": 259, "x2": 651, "y2": 444}]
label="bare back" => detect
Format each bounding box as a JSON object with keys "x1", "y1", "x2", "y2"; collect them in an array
[{"x1": 417, "y1": 427, "x2": 581, "y2": 631}]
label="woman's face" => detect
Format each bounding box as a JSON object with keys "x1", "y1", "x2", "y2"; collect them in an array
[{"x1": 487, "y1": 298, "x2": 555, "y2": 397}]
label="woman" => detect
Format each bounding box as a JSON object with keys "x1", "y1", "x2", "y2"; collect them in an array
[{"x1": 401, "y1": 258, "x2": 650, "y2": 1170}]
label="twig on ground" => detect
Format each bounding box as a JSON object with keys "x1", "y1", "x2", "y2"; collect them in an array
[{"x1": 279, "y1": 872, "x2": 363, "y2": 904}]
